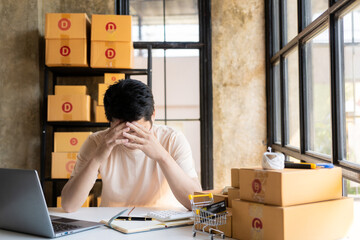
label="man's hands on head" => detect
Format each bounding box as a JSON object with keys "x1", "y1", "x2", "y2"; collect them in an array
[
  {"x1": 93, "y1": 120, "x2": 130, "y2": 164},
  {"x1": 121, "y1": 121, "x2": 169, "y2": 162}
]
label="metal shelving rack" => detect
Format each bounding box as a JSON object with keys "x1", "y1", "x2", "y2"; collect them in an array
[{"x1": 40, "y1": 46, "x2": 152, "y2": 207}]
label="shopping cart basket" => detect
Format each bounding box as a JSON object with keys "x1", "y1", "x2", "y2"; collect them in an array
[{"x1": 188, "y1": 193, "x2": 227, "y2": 240}]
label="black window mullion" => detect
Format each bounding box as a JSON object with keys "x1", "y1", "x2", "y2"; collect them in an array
[{"x1": 265, "y1": 0, "x2": 273, "y2": 146}]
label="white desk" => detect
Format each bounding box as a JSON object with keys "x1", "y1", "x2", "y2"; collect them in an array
[
  {"x1": 1, "y1": 205, "x2": 359, "y2": 239},
  {"x1": 0, "y1": 207, "x2": 220, "y2": 240}
]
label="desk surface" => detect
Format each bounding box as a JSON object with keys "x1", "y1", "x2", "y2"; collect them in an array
[
  {"x1": 0, "y1": 207, "x2": 219, "y2": 240},
  {"x1": 1, "y1": 204, "x2": 360, "y2": 240}
]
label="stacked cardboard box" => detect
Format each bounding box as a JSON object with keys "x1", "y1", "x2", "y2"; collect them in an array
[
  {"x1": 231, "y1": 167, "x2": 353, "y2": 240},
  {"x1": 51, "y1": 132, "x2": 91, "y2": 178},
  {"x1": 48, "y1": 85, "x2": 91, "y2": 121},
  {"x1": 95, "y1": 73, "x2": 125, "y2": 122},
  {"x1": 45, "y1": 13, "x2": 90, "y2": 67},
  {"x1": 91, "y1": 15, "x2": 133, "y2": 68}
]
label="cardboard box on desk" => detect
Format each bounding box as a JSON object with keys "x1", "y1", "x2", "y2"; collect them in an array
[
  {"x1": 54, "y1": 132, "x2": 91, "y2": 152},
  {"x1": 48, "y1": 95, "x2": 91, "y2": 121},
  {"x1": 228, "y1": 187, "x2": 240, "y2": 208},
  {"x1": 90, "y1": 41, "x2": 133, "y2": 68},
  {"x1": 55, "y1": 85, "x2": 87, "y2": 95},
  {"x1": 104, "y1": 73, "x2": 125, "y2": 84},
  {"x1": 239, "y1": 167, "x2": 342, "y2": 206},
  {"x1": 45, "y1": 13, "x2": 90, "y2": 67},
  {"x1": 231, "y1": 168, "x2": 240, "y2": 188},
  {"x1": 98, "y1": 83, "x2": 109, "y2": 105},
  {"x1": 232, "y1": 198, "x2": 353, "y2": 240}
]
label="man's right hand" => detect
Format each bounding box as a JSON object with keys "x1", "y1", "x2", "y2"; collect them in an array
[{"x1": 92, "y1": 120, "x2": 130, "y2": 164}]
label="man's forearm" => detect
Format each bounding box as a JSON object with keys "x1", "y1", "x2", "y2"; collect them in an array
[
  {"x1": 61, "y1": 159, "x2": 100, "y2": 212},
  {"x1": 157, "y1": 153, "x2": 202, "y2": 210}
]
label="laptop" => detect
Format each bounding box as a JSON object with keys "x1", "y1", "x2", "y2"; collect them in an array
[{"x1": 0, "y1": 168, "x2": 103, "y2": 238}]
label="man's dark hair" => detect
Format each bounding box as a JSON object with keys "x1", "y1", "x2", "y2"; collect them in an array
[{"x1": 103, "y1": 79, "x2": 154, "y2": 122}]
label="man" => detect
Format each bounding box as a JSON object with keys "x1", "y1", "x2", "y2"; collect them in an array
[{"x1": 61, "y1": 79, "x2": 201, "y2": 212}]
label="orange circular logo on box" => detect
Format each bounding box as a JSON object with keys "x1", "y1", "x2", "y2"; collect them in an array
[
  {"x1": 252, "y1": 179, "x2": 262, "y2": 193},
  {"x1": 60, "y1": 46, "x2": 71, "y2": 56},
  {"x1": 65, "y1": 160, "x2": 76, "y2": 173},
  {"x1": 62, "y1": 102, "x2": 73, "y2": 113},
  {"x1": 70, "y1": 138, "x2": 78, "y2": 146},
  {"x1": 252, "y1": 218, "x2": 263, "y2": 231},
  {"x1": 111, "y1": 76, "x2": 116, "y2": 81},
  {"x1": 105, "y1": 22, "x2": 116, "y2": 33},
  {"x1": 58, "y1": 18, "x2": 71, "y2": 30},
  {"x1": 105, "y1": 48, "x2": 116, "y2": 59}
]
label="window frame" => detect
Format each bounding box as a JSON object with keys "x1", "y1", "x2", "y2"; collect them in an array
[
  {"x1": 116, "y1": 0, "x2": 213, "y2": 189},
  {"x1": 266, "y1": 0, "x2": 360, "y2": 182}
]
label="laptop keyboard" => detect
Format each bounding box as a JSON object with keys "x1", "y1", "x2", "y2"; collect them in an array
[{"x1": 52, "y1": 222, "x2": 81, "y2": 233}]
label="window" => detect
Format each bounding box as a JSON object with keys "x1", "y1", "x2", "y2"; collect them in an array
[
  {"x1": 266, "y1": 0, "x2": 360, "y2": 181},
  {"x1": 124, "y1": 0, "x2": 213, "y2": 188}
]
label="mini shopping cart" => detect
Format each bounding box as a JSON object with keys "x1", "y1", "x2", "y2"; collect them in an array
[{"x1": 188, "y1": 193, "x2": 227, "y2": 240}]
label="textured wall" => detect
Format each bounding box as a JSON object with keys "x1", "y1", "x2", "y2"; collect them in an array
[
  {"x1": 212, "y1": 0, "x2": 267, "y2": 188},
  {"x1": 0, "y1": 0, "x2": 41, "y2": 170}
]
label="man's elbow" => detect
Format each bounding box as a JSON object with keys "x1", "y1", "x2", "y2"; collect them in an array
[{"x1": 61, "y1": 199, "x2": 79, "y2": 213}]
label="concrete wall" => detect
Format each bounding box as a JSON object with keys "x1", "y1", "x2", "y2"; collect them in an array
[{"x1": 212, "y1": 0, "x2": 267, "y2": 188}]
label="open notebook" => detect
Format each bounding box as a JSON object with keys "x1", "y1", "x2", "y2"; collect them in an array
[{"x1": 100, "y1": 218, "x2": 193, "y2": 234}]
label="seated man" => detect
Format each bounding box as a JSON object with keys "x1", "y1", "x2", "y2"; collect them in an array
[{"x1": 61, "y1": 79, "x2": 202, "y2": 212}]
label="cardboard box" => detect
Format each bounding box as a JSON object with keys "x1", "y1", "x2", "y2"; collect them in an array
[
  {"x1": 98, "y1": 84, "x2": 109, "y2": 105},
  {"x1": 239, "y1": 167, "x2": 342, "y2": 206},
  {"x1": 232, "y1": 198, "x2": 353, "y2": 240},
  {"x1": 90, "y1": 41, "x2": 133, "y2": 68},
  {"x1": 228, "y1": 187, "x2": 240, "y2": 208},
  {"x1": 57, "y1": 195, "x2": 93, "y2": 208},
  {"x1": 91, "y1": 14, "x2": 131, "y2": 42},
  {"x1": 55, "y1": 85, "x2": 87, "y2": 95},
  {"x1": 214, "y1": 194, "x2": 228, "y2": 207},
  {"x1": 104, "y1": 73, "x2": 125, "y2": 84},
  {"x1": 47, "y1": 95, "x2": 91, "y2": 121},
  {"x1": 231, "y1": 168, "x2": 240, "y2": 188},
  {"x1": 95, "y1": 105, "x2": 108, "y2": 123},
  {"x1": 51, "y1": 152, "x2": 77, "y2": 179},
  {"x1": 45, "y1": 13, "x2": 90, "y2": 39},
  {"x1": 54, "y1": 132, "x2": 91, "y2": 152},
  {"x1": 45, "y1": 13, "x2": 90, "y2": 67},
  {"x1": 195, "y1": 208, "x2": 232, "y2": 238},
  {"x1": 46, "y1": 39, "x2": 88, "y2": 67}
]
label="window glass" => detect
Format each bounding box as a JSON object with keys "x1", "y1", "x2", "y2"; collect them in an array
[
  {"x1": 130, "y1": 0, "x2": 164, "y2": 41},
  {"x1": 165, "y1": 0, "x2": 199, "y2": 42},
  {"x1": 283, "y1": 0, "x2": 298, "y2": 45},
  {"x1": 273, "y1": 61, "x2": 281, "y2": 144},
  {"x1": 304, "y1": 0, "x2": 328, "y2": 27},
  {"x1": 165, "y1": 50, "x2": 200, "y2": 119},
  {"x1": 340, "y1": 5, "x2": 360, "y2": 164},
  {"x1": 305, "y1": 28, "x2": 331, "y2": 156},
  {"x1": 133, "y1": 49, "x2": 166, "y2": 119},
  {"x1": 273, "y1": 0, "x2": 280, "y2": 54},
  {"x1": 285, "y1": 47, "x2": 300, "y2": 148}
]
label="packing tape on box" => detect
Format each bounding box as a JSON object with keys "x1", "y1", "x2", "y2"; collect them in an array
[
  {"x1": 105, "y1": 41, "x2": 116, "y2": 67},
  {"x1": 252, "y1": 170, "x2": 267, "y2": 203},
  {"x1": 262, "y1": 147, "x2": 285, "y2": 170},
  {"x1": 249, "y1": 203, "x2": 264, "y2": 240},
  {"x1": 60, "y1": 39, "x2": 71, "y2": 64}
]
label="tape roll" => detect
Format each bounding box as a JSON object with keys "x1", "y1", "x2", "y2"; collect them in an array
[{"x1": 262, "y1": 151, "x2": 285, "y2": 170}]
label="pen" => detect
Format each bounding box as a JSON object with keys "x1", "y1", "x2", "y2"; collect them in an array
[
  {"x1": 316, "y1": 163, "x2": 334, "y2": 168},
  {"x1": 116, "y1": 216, "x2": 153, "y2": 221}
]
